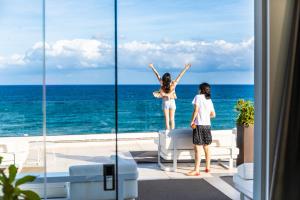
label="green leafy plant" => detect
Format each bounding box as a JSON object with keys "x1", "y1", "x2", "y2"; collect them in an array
[
  {"x1": 235, "y1": 99, "x2": 254, "y2": 127},
  {"x1": 0, "y1": 157, "x2": 40, "y2": 200}
]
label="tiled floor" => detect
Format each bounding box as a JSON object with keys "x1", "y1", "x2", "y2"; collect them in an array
[
  {"x1": 22, "y1": 136, "x2": 240, "y2": 199},
  {"x1": 136, "y1": 162, "x2": 239, "y2": 199}
]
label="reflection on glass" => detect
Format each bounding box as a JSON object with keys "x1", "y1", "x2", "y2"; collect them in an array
[
  {"x1": 118, "y1": 0, "x2": 254, "y2": 132},
  {"x1": 0, "y1": 0, "x2": 46, "y2": 198},
  {"x1": 118, "y1": 1, "x2": 254, "y2": 200},
  {"x1": 45, "y1": 0, "x2": 117, "y2": 199}
]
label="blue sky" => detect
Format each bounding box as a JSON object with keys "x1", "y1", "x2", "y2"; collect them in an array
[{"x1": 0, "y1": 0, "x2": 254, "y2": 85}]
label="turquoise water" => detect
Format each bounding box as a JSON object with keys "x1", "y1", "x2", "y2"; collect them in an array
[{"x1": 0, "y1": 85, "x2": 254, "y2": 136}]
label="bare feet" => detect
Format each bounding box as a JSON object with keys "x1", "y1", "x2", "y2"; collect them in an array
[{"x1": 186, "y1": 170, "x2": 200, "y2": 176}]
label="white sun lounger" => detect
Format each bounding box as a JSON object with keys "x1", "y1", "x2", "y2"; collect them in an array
[
  {"x1": 156, "y1": 128, "x2": 239, "y2": 171},
  {"x1": 233, "y1": 163, "x2": 253, "y2": 200},
  {"x1": 19, "y1": 154, "x2": 138, "y2": 200},
  {"x1": 20, "y1": 173, "x2": 69, "y2": 199},
  {"x1": 69, "y1": 154, "x2": 138, "y2": 200},
  {"x1": 0, "y1": 140, "x2": 29, "y2": 171}
]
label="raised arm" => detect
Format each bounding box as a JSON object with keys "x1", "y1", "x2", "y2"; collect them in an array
[
  {"x1": 149, "y1": 63, "x2": 161, "y2": 83},
  {"x1": 175, "y1": 64, "x2": 191, "y2": 83}
]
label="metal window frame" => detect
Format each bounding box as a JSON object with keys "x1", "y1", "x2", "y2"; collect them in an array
[{"x1": 254, "y1": 0, "x2": 269, "y2": 199}]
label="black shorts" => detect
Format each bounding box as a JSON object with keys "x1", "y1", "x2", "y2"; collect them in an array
[{"x1": 193, "y1": 125, "x2": 212, "y2": 145}]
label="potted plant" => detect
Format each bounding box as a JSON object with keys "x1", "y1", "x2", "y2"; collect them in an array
[
  {"x1": 0, "y1": 157, "x2": 40, "y2": 200},
  {"x1": 235, "y1": 99, "x2": 254, "y2": 166}
]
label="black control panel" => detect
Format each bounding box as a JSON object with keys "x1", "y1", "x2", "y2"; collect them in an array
[{"x1": 103, "y1": 164, "x2": 115, "y2": 191}]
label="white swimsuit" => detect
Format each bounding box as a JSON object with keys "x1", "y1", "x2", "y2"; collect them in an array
[
  {"x1": 161, "y1": 89, "x2": 177, "y2": 110},
  {"x1": 162, "y1": 98, "x2": 176, "y2": 110},
  {"x1": 153, "y1": 81, "x2": 177, "y2": 110}
]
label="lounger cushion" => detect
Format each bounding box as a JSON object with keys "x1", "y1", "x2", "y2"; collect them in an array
[
  {"x1": 69, "y1": 181, "x2": 115, "y2": 200},
  {"x1": 157, "y1": 129, "x2": 239, "y2": 170},
  {"x1": 160, "y1": 147, "x2": 239, "y2": 160},
  {"x1": 69, "y1": 157, "x2": 138, "y2": 176},
  {"x1": 110, "y1": 154, "x2": 138, "y2": 175},
  {"x1": 159, "y1": 129, "x2": 236, "y2": 150},
  {"x1": 69, "y1": 155, "x2": 138, "y2": 200},
  {"x1": 233, "y1": 173, "x2": 253, "y2": 199},
  {"x1": 20, "y1": 182, "x2": 68, "y2": 199},
  {"x1": 237, "y1": 163, "x2": 254, "y2": 180}
]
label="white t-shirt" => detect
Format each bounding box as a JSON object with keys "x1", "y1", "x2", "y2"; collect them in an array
[{"x1": 192, "y1": 94, "x2": 215, "y2": 126}]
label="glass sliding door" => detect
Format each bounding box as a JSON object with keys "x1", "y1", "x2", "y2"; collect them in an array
[
  {"x1": 0, "y1": 0, "x2": 44, "y2": 181},
  {"x1": 118, "y1": 1, "x2": 254, "y2": 199},
  {"x1": 0, "y1": 1, "x2": 255, "y2": 199},
  {"x1": 45, "y1": 0, "x2": 118, "y2": 199},
  {"x1": 0, "y1": 0, "x2": 47, "y2": 198}
]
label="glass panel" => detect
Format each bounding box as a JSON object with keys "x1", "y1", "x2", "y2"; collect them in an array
[
  {"x1": 118, "y1": 0, "x2": 254, "y2": 199},
  {"x1": 118, "y1": 1, "x2": 254, "y2": 132},
  {"x1": 45, "y1": 0, "x2": 117, "y2": 199},
  {"x1": 0, "y1": 0, "x2": 46, "y2": 198}
]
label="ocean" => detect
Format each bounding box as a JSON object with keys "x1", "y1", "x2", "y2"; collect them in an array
[{"x1": 0, "y1": 85, "x2": 254, "y2": 137}]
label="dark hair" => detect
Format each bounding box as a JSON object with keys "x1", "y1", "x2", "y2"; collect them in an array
[
  {"x1": 162, "y1": 73, "x2": 171, "y2": 93},
  {"x1": 199, "y1": 82, "x2": 211, "y2": 99}
]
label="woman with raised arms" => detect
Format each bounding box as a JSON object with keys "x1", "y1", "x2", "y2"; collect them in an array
[{"x1": 149, "y1": 63, "x2": 191, "y2": 131}]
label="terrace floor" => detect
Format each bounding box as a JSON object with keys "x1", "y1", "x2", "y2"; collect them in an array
[{"x1": 16, "y1": 132, "x2": 240, "y2": 199}]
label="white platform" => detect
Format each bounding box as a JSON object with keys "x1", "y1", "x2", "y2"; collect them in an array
[{"x1": 157, "y1": 129, "x2": 239, "y2": 171}]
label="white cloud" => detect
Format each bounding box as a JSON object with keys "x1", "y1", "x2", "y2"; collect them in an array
[
  {"x1": 22, "y1": 39, "x2": 113, "y2": 70},
  {"x1": 119, "y1": 37, "x2": 254, "y2": 72},
  {"x1": 0, "y1": 38, "x2": 253, "y2": 73},
  {"x1": 0, "y1": 54, "x2": 25, "y2": 69}
]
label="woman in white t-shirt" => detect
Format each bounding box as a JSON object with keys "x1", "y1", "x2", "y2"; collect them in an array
[{"x1": 187, "y1": 83, "x2": 216, "y2": 176}]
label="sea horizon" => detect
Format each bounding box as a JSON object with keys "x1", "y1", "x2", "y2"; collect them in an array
[
  {"x1": 0, "y1": 84, "x2": 254, "y2": 137},
  {"x1": 0, "y1": 83, "x2": 254, "y2": 86}
]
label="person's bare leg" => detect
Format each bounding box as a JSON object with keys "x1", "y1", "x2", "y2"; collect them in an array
[
  {"x1": 169, "y1": 109, "x2": 175, "y2": 129},
  {"x1": 187, "y1": 145, "x2": 201, "y2": 176},
  {"x1": 203, "y1": 144, "x2": 211, "y2": 171},
  {"x1": 194, "y1": 145, "x2": 201, "y2": 171},
  {"x1": 163, "y1": 109, "x2": 170, "y2": 130}
]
